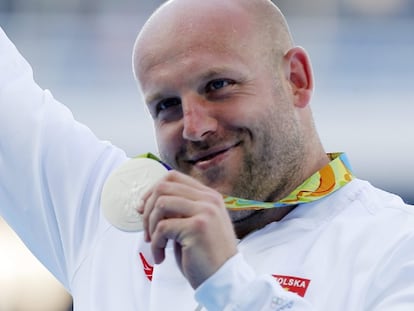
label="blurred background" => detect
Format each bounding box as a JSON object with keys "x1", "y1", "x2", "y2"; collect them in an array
[{"x1": 0, "y1": 0, "x2": 413, "y2": 310}]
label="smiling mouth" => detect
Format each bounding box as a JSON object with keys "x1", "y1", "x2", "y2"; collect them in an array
[
  {"x1": 188, "y1": 149, "x2": 228, "y2": 165},
  {"x1": 187, "y1": 142, "x2": 241, "y2": 165}
]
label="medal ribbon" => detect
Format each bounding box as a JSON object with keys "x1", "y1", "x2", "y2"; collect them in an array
[{"x1": 138, "y1": 152, "x2": 354, "y2": 211}]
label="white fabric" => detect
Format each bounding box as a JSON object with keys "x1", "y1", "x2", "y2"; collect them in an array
[{"x1": 2, "y1": 27, "x2": 414, "y2": 311}]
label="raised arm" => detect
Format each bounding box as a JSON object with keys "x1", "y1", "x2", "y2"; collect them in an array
[{"x1": 0, "y1": 27, "x2": 128, "y2": 288}]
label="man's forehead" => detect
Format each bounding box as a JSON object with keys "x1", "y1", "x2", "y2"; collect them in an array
[
  {"x1": 136, "y1": 0, "x2": 253, "y2": 46},
  {"x1": 141, "y1": 46, "x2": 253, "y2": 96},
  {"x1": 134, "y1": 4, "x2": 254, "y2": 77}
]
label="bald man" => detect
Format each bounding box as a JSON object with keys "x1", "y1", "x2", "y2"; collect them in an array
[{"x1": 1, "y1": 0, "x2": 414, "y2": 310}]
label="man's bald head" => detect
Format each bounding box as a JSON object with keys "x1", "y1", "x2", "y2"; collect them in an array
[
  {"x1": 133, "y1": 0, "x2": 294, "y2": 81},
  {"x1": 129, "y1": 0, "x2": 324, "y2": 210}
]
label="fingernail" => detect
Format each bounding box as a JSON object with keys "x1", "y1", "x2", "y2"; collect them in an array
[
  {"x1": 136, "y1": 199, "x2": 144, "y2": 214},
  {"x1": 144, "y1": 231, "x2": 150, "y2": 242}
]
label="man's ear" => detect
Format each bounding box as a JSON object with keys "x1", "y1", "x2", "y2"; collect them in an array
[{"x1": 283, "y1": 47, "x2": 314, "y2": 108}]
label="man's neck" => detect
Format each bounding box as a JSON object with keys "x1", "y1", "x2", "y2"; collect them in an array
[{"x1": 233, "y1": 205, "x2": 297, "y2": 239}]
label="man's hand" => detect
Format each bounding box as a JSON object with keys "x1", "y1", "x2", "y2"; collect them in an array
[{"x1": 138, "y1": 170, "x2": 238, "y2": 289}]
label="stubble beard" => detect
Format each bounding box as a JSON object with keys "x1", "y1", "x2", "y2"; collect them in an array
[
  {"x1": 226, "y1": 125, "x2": 305, "y2": 224},
  {"x1": 162, "y1": 117, "x2": 305, "y2": 225}
]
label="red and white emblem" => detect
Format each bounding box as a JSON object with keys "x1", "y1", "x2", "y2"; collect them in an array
[{"x1": 272, "y1": 274, "x2": 311, "y2": 297}]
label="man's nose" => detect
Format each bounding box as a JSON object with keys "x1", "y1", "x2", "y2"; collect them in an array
[{"x1": 182, "y1": 96, "x2": 218, "y2": 141}]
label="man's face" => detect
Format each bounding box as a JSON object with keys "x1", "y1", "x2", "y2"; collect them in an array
[{"x1": 135, "y1": 6, "x2": 305, "y2": 206}]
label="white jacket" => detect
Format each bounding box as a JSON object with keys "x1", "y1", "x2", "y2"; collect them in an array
[{"x1": 1, "y1": 27, "x2": 414, "y2": 311}]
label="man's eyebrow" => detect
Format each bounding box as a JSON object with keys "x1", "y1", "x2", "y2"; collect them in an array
[
  {"x1": 199, "y1": 67, "x2": 236, "y2": 81},
  {"x1": 145, "y1": 67, "x2": 238, "y2": 103}
]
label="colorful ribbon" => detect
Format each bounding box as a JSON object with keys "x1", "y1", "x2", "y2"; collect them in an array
[{"x1": 138, "y1": 152, "x2": 354, "y2": 211}]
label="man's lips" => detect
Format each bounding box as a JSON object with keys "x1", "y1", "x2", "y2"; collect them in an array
[{"x1": 186, "y1": 142, "x2": 241, "y2": 165}]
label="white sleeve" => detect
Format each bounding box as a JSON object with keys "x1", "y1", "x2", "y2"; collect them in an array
[
  {"x1": 0, "y1": 27, "x2": 128, "y2": 289},
  {"x1": 195, "y1": 253, "x2": 314, "y2": 311}
]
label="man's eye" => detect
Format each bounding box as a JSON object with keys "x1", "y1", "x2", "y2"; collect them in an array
[
  {"x1": 156, "y1": 97, "x2": 181, "y2": 114},
  {"x1": 206, "y1": 79, "x2": 234, "y2": 92}
]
